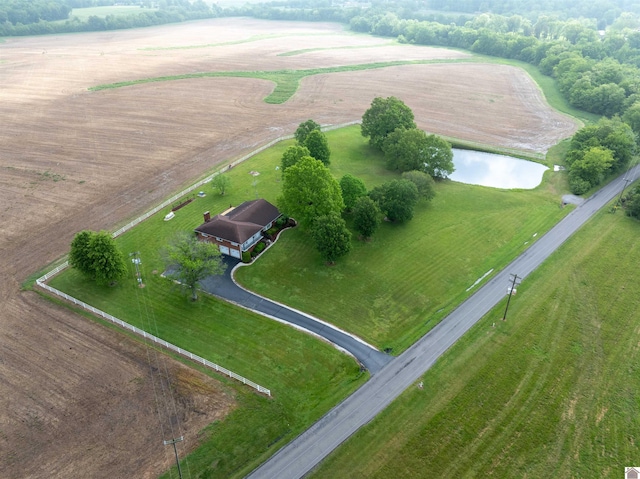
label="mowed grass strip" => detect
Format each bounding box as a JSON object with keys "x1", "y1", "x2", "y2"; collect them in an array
[
  {"x1": 236, "y1": 125, "x2": 570, "y2": 351},
  {"x1": 88, "y1": 59, "x2": 475, "y2": 103},
  {"x1": 309, "y1": 207, "x2": 640, "y2": 479}
]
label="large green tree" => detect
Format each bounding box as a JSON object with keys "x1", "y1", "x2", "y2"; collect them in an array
[
  {"x1": 311, "y1": 212, "x2": 352, "y2": 264},
  {"x1": 278, "y1": 156, "x2": 344, "y2": 227},
  {"x1": 295, "y1": 119, "x2": 321, "y2": 145},
  {"x1": 370, "y1": 179, "x2": 419, "y2": 223},
  {"x1": 281, "y1": 144, "x2": 310, "y2": 174},
  {"x1": 382, "y1": 128, "x2": 454, "y2": 178},
  {"x1": 401, "y1": 170, "x2": 436, "y2": 201},
  {"x1": 622, "y1": 101, "x2": 640, "y2": 137},
  {"x1": 339, "y1": 173, "x2": 368, "y2": 211},
  {"x1": 352, "y1": 196, "x2": 382, "y2": 240},
  {"x1": 361, "y1": 96, "x2": 416, "y2": 150},
  {"x1": 69, "y1": 230, "x2": 127, "y2": 285},
  {"x1": 211, "y1": 174, "x2": 231, "y2": 196},
  {"x1": 162, "y1": 232, "x2": 225, "y2": 301},
  {"x1": 304, "y1": 129, "x2": 331, "y2": 166},
  {"x1": 569, "y1": 146, "x2": 614, "y2": 194}
]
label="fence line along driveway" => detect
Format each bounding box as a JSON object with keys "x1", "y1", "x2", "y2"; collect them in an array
[{"x1": 246, "y1": 166, "x2": 640, "y2": 479}]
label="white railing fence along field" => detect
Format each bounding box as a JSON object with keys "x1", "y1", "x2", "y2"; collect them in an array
[{"x1": 36, "y1": 279, "x2": 271, "y2": 396}]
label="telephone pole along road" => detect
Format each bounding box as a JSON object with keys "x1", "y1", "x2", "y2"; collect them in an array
[{"x1": 247, "y1": 166, "x2": 640, "y2": 479}]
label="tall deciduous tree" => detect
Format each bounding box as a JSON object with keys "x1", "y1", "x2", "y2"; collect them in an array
[
  {"x1": 311, "y1": 212, "x2": 352, "y2": 264},
  {"x1": 162, "y1": 232, "x2": 225, "y2": 301},
  {"x1": 211, "y1": 174, "x2": 231, "y2": 196},
  {"x1": 295, "y1": 119, "x2": 321, "y2": 145},
  {"x1": 370, "y1": 179, "x2": 419, "y2": 223},
  {"x1": 352, "y1": 196, "x2": 381, "y2": 239},
  {"x1": 339, "y1": 173, "x2": 367, "y2": 211},
  {"x1": 361, "y1": 96, "x2": 416, "y2": 150},
  {"x1": 304, "y1": 129, "x2": 331, "y2": 165},
  {"x1": 281, "y1": 145, "x2": 310, "y2": 174},
  {"x1": 278, "y1": 156, "x2": 344, "y2": 228},
  {"x1": 623, "y1": 101, "x2": 640, "y2": 137},
  {"x1": 402, "y1": 170, "x2": 436, "y2": 201},
  {"x1": 69, "y1": 230, "x2": 127, "y2": 285},
  {"x1": 382, "y1": 128, "x2": 454, "y2": 178}
]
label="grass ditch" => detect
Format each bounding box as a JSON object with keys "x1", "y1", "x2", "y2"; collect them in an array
[
  {"x1": 309, "y1": 202, "x2": 640, "y2": 479},
  {"x1": 88, "y1": 58, "x2": 477, "y2": 103}
]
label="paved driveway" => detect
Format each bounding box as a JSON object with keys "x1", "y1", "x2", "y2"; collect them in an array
[{"x1": 199, "y1": 256, "x2": 392, "y2": 374}]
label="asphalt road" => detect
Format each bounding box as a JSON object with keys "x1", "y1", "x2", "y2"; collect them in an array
[
  {"x1": 246, "y1": 165, "x2": 640, "y2": 479},
  {"x1": 199, "y1": 257, "x2": 392, "y2": 374}
]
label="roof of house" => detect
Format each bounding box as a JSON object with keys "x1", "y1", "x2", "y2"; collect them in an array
[{"x1": 195, "y1": 199, "x2": 281, "y2": 245}]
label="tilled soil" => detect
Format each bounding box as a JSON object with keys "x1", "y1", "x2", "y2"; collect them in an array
[{"x1": 0, "y1": 18, "x2": 579, "y2": 478}]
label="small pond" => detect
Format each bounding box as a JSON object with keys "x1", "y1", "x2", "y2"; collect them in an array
[{"x1": 449, "y1": 149, "x2": 548, "y2": 189}]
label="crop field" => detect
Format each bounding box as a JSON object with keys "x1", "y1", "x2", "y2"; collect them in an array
[
  {"x1": 308, "y1": 207, "x2": 640, "y2": 479},
  {"x1": 0, "y1": 18, "x2": 578, "y2": 478}
]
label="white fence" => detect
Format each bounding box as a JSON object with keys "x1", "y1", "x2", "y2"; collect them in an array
[
  {"x1": 35, "y1": 120, "x2": 362, "y2": 397},
  {"x1": 36, "y1": 279, "x2": 271, "y2": 396}
]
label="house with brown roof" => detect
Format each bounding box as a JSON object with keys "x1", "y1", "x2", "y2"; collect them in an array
[{"x1": 195, "y1": 199, "x2": 282, "y2": 258}]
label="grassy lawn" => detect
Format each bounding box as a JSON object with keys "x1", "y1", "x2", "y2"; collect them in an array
[
  {"x1": 47, "y1": 123, "x2": 573, "y2": 475},
  {"x1": 309, "y1": 204, "x2": 640, "y2": 479},
  {"x1": 49, "y1": 250, "x2": 365, "y2": 479},
  {"x1": 236, "y1": 125, "x2": 571, "y2": 352}
]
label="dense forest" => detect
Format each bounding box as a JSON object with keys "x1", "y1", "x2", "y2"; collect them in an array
[{"x1": 1, "y1": 0, "x2": 639, "y2": 194}]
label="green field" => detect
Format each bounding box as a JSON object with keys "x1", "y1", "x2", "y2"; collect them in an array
[{"x1": 309, "y1": 204, "x2": 640, "y2": 478}]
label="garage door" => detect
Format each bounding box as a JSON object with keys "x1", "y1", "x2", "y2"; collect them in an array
[
  {"x1": 219, "y1": 245, "x2": 230, "y2": 256},
  {"x1": 230, "y1": 248, "x2": 241, "y2": 259}
]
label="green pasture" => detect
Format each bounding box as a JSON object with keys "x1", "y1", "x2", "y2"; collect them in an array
[
  {"x1": 310, "y1": 204, "x2": 640, "y2": 479},
  {"x1": 70, "y1": 6, "x2": 158, "y2": 20},
  {"x1": 236, "y1": 125, "x2": 571, "y2": 352}
]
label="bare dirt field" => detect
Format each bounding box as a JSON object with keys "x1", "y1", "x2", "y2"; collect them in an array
[{"x1": 0, "y1": 18, "x2": 579, "y2": 478}]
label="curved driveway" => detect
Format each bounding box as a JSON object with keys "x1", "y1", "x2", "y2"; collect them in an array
[
  {"x1": 246, "y1": 165, "x2": 640, "y2": 479},
  {"x1": 199, "y1": 258, "x2": 392, "y2": 374}
]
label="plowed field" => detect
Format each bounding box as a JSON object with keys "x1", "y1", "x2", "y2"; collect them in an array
[{"x1": 0, "y1": 17, "x2": 579, "y2": 478}]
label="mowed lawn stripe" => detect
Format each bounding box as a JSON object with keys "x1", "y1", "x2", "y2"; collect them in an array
[{"x1": 309, "y1": 208, "x2": 640, "y2": 478}]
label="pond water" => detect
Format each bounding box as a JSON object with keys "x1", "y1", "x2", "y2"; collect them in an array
[{"x1": 449, "y1": 149, "x2": 548, "y2": 189}]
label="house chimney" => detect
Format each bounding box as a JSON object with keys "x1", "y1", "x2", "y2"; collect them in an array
[{"x1": 204, "y1": 211, "x2": 211, "y2": 223}]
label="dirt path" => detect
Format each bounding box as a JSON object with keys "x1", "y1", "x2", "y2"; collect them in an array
[{"x1": 0, "y1": 18, "x2": 579, "y2": 478}]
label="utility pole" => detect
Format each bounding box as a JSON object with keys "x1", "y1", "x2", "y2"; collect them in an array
[
  {"x1": 617, "y1": 176, "x2": 632, "y2": 206},
  {"x1": 163, "y1": 436, "x2": 184, "y2": 479},
  {"x1": 502, "y1": 273, "x2": 521, "y2": 321}
]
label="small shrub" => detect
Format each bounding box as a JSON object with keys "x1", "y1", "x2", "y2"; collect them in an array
[{"x1": 242, "y1": 251, "x2": 252, "y2": 263}]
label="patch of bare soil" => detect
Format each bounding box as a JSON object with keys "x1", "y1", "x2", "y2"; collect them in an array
[{"x1": 0, "y1": 18, "x2": 579, "y2": 478}]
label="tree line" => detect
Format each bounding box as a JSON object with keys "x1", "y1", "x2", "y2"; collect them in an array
[{"x1": 0, "y1": 0, "x2": 220, "y2": 36}]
